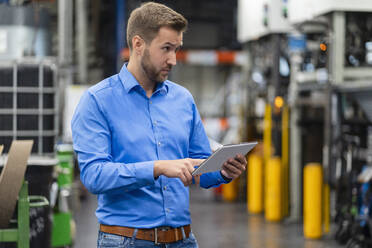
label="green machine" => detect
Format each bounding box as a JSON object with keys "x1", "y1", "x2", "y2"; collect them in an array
[
  {"x1": 51, "y1": 144, "x2": 75, "y2": 247},
  {"x1": 0, "y1": 182, "x2": 49, "y2": 248}
]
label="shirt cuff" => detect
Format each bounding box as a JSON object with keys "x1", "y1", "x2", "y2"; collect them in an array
[
  {"x1": 134, "y1": 161, "x2": 155, "y2": 187},
  {"x1": 200, "y1": 170, "x2": 230, "y2": 188}
]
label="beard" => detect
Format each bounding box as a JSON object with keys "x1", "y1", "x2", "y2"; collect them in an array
[{"x1": 140, "y1": 48, "x2": 170, "y2": 83}]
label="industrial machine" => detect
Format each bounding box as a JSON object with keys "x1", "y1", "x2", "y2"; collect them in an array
[
  {"x1": 239, "y1": 1, "x2": 372, "y2": 241},
  {"x1": 287, "y1": 0, "x2": 372, "y2": 241},
  {"x1": 238, "y1": 0, "x2": 292, "y2": 220}
]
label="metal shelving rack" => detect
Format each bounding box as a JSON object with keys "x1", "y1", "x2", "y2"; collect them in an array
[{"x1": 0, "y1": 58, "x2": 59, "y2": 155}]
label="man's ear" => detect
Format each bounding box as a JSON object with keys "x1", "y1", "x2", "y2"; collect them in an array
[{"x1": 132, "y1": 35, "x2": 145, "y2": 55}]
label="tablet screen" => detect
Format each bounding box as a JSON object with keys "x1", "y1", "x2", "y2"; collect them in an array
[{"x1": 192, "y1": 142, "x2": 257, "y2": 175}]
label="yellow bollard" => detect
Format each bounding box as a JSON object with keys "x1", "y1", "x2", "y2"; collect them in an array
[
  {"x1": 263, "y1": 104, "x2": 272, "y2": 165},
  {"x1": 265, "y1": 157, "x2": 282, "y2": 222},
  {"x1": 304, "y1": 163, "x2": 323, "y2": 239},
  {"x1": 222, "y1": 178, "x2": 238, "y2": 202},
  {"x1": 247, "y1": 154, "x2": 264, "y2": 214},
  {"x1": 281, "y1": 105, "x2": 289, "y2": 217},
  {"x1": 323, "y1": 183, "x2": 330, "y2": 234}
]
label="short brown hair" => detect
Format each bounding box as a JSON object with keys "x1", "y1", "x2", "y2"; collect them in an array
[{"x1": 127, "y1": 2, "x2": 188, "y2": 50}]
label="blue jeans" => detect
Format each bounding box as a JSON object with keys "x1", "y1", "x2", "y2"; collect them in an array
[{"x1": 97, "y1": 230, "x2": 199, "y2": 248}]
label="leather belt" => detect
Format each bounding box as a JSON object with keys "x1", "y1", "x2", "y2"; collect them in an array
[{"x1": 100, "y1": 224, "x2": 191, "y2": 244}]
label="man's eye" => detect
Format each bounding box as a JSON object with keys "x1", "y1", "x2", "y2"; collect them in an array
[{"x1": 163, "y1": 47, "x2": 170, "y2": 51}]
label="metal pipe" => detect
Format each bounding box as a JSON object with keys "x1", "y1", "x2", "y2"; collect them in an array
[
  {"x1": 329, "y1": 12, "x2": 345, "y2": 84},
  {"x1": 76, "y1": 0, "x2": 88, "y2": 83},
  {"x1": 58, "y1": 0, "x2": 73, "y2": 66},
  {"x1": 288, "y1": 52, "x2": 302, "y2": 221}
]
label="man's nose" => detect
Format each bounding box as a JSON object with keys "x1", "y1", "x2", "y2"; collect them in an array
[{"x1": 168, "y1": 51, "x2": 177, "y2": 66}]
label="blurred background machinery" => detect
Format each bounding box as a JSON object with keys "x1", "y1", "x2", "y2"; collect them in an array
[{"x1": 239, "y1": 0, "x2": 372, "y2": 246}]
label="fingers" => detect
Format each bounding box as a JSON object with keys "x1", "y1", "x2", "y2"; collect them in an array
[
  {"x1": 229, "y1": 157, "x2": 246, "y2": 171},
  {"x1": 221, "y1": 166, "x2": 239, "y2": 179},
  {"x1": 222, "y1": 156, "x2": 247, "y2": 179},
  {"x1": 183, "y1": 167, "x2": 193, "y2": 185},
  {"x1": 179, "y1": 173, "x2": 188, "y2": 186},
  {"x1": 189, "y1": 158, "x2": 205, "y2": 166},
  {"x1": 178, "y1": 169, "x2": 193, "y2": 186},
  {"x1": 180, "y1": 161, "x2": 194, "y2": 186},
  {"x1": 185, "y1": 160, "x2": 196, "y2": 173},
  {"x1": 222, "y1": 161, "x2": 241, "y2": 175},
  {"x1": 182, "y1": 174, "x2": 192, "y2": 186},
  {"x1": 235, "y1": 154, "x2": 247, "y2": 165},
  {"x1": 186, "y1": 159, "x2": 204, "y2": 182}
]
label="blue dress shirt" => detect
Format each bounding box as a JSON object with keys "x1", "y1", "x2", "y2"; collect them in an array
[{"x1": 71, "y1": 64, "x2": 229, "y2": 228}]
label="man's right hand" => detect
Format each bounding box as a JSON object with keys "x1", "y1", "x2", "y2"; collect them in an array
[{"x1": 154, "y1": 158, "x2": 205, "y2": 186}]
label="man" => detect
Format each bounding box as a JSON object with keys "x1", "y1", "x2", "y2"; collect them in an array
[{"x1": 71, "y1": 2, "x2": 247, "y2": 247}]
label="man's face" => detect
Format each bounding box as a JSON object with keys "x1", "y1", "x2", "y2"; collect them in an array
[{"x1": 140, "y1": 27, "x2": 183, "y2": 83}]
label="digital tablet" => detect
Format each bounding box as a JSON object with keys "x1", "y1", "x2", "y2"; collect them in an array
[{"x1": 192, "y1": 142, "x2": 258, "y2": 175}]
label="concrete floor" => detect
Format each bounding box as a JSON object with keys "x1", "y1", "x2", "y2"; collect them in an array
[{"x1": 74, "y1": 186, "x2": 341, "y2": 248}]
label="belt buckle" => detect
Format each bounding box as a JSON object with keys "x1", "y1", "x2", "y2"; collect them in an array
[{"x1": 154, "y1": 226, "x2": 172, "y2": 244}]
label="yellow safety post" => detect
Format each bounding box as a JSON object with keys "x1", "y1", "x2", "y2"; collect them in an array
[
  {"x1": 222, "y1": 178, "x2": 238, "y2": 202},
  {"x1": 263, "y1": 104, "x2": 272, "y2": 164},
  {"x1": 247, "y1": 154, "x2": 264, "y2": 214},
  {"x1": 323, "y1": 183, "x2": 330, "y2": 234},
  {"x1": 304, "y1": 163, "x2": 323, "y2": 239},
  {"x1": 265, "y1": 157, "x2": 282, "y2": 222},
  {"x1": 281, "y1": 104, "x2": 289, "y2": 217}
]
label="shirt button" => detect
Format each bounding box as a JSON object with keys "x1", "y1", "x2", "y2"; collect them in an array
[
  {"x1": 163, "y1": 186, "x2": 167, "y2": 190},
  {"x1": 154, "y1": 121, "x2": 157, "y2": 126},
  {"x1": 166, "y1": 208, "x2": 170, "y2": 213},
  {"x1": 158, "y1": 142, "x2": 161, "y2": 146}
]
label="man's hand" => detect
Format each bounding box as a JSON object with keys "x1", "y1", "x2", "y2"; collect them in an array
[
  {"x1": 154, "y1": 158, "x2": 205, "y2": 186},
  {"x1": 221, "y1": 154, "x2": 247, "y2": 180}
]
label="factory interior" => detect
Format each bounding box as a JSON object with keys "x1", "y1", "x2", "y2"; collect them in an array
[{"x1": 1, "y1": 0, "x2": 372, "y2": 247}]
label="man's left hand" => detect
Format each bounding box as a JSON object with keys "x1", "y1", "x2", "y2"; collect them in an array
[{"x1": 221, "y1": 154, "x2": 247, "y2": 180}]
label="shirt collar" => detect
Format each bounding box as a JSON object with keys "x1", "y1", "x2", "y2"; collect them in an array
[{"x1": 119, "y1": 63, "x2": 169, "y2": 95}]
